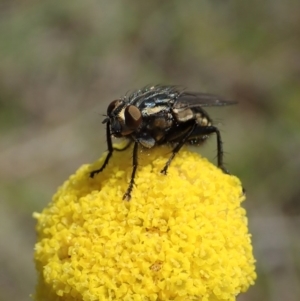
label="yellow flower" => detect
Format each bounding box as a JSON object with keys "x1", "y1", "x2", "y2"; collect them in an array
[{"x1": 33, "y1": 145, "x2": 256, "y2": 301}]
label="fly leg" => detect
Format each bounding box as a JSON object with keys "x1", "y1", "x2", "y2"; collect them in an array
[
  {"x1": 202, "y1": 126, "x2": 245, "y2": 193},
  {"x1": 194, "y1": 125, "x2": 228, "y2": 174},
  {"x1": 90, "y1": 121, "x2": 113, "y2": 178},
  {"x1": 161, "y1": 122, "x2": 197, "y2": 175},
  {"x1": 123, "y1": 141, "x2": 139, "y2": 201}
]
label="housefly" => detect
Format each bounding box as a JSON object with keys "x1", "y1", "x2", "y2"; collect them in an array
[{"x1": 90, "y1": 85, "x2": 237, "y2": 200}]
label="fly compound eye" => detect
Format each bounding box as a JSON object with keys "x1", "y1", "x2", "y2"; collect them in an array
[
  {"x1": 107, "y1": 100, "x2": 120, "y2": 116},
  {"x1": 124, "y1": 105, "x2": 142, "y2": 129}
]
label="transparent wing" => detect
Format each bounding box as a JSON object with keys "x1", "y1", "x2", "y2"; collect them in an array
[{"x1": 174, "y1": 92, "x2": 237, "y2": 109}]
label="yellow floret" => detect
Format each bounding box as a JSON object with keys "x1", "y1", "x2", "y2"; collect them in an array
[{"x1": 33, "y1": 145, "x2": 256, "y2": 301}]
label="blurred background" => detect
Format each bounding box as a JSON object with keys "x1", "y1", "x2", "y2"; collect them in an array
[{"x1": 1, "y1": 0, "x2": 300, "y2": 300}]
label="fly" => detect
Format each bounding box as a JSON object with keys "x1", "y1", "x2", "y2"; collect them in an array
[{"x1": 90, "y1": 85, "x2": 237, "y2": 200}]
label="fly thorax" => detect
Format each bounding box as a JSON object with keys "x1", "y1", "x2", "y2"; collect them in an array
[
  {"x1": 153, "y1": 116, "x2": 173, "y2": 129},
  {"x1": 173, "y1": 108, "x2": 194, "y2": 122}
]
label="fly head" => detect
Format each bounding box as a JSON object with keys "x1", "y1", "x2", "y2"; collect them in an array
[{"x1": 105, "y1": 99, "x2": 143, "y2": 138}]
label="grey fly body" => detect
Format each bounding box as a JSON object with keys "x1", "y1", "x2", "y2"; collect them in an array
[{"x1": 90, "y1": 85, "x2": 237, "y2": 200}]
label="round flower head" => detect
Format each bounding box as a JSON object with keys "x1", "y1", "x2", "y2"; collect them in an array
[{"x1": 33, "y1": 145, "x2": 256, "y2": 301}]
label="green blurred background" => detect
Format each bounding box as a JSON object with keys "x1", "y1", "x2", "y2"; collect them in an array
[{"x1": 1, "y1": 1, "x2": 299, "y2": 300}]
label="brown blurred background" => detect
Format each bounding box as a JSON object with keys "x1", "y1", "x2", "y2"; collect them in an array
[{"x1": 0, "y1": 1, "x2": 300, "y2": 300}]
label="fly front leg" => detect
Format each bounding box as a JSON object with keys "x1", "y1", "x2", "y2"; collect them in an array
[
  {"x1": 90, "y1": 121, "x2": 113, "y2": 178},
  {"x1": 161, "y1": 122, "x2": 197, "y2": 175}
]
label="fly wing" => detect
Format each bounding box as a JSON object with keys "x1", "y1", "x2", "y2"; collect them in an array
[{"x1": 174, "y1": 92, "x2": 237, "y2": 109}]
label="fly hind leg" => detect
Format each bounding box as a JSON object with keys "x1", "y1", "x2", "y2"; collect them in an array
[{"x1": 189, "y1": 125, "x2": 228, "y2": 174}]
